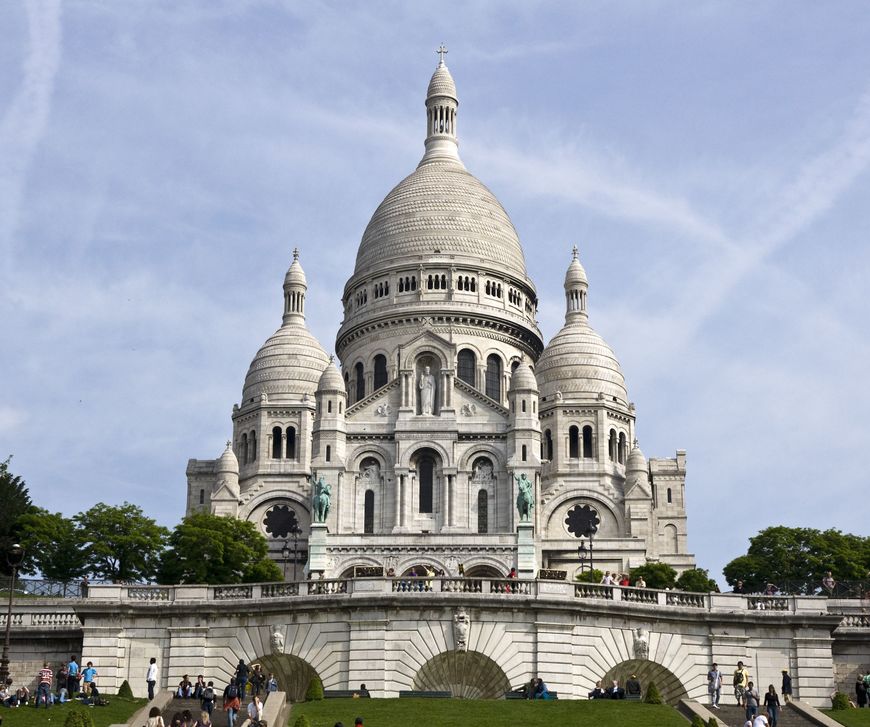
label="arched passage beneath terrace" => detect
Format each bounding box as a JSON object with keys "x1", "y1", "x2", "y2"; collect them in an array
[
  {"x1": 600, "y1": 659, "x2": 688, "y2": 705},
  {"x1": 412, "y1": 650, "x2": 510, "y2": 699},
  {"x1": 255, "y1": 653, "x2": 320, "y2": 703}
]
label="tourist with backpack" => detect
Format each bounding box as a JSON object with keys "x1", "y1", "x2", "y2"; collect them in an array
[
  {"x1": 233, "y1": 660, "x2": 249, "y2": 703},
  {"x1": 223, "y1": 682, "x2": 240, "y2": 727},
  {"x1": 734, "y1": 661, "x2": 750, "y2": 705},
  {"x1": 201, "y1": 681, "x2": 216, "y2": 716}
]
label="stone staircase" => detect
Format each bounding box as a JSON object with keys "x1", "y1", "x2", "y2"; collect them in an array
[
  {"x1": 162, "y1": 697, "x2": 208, "y2": 722},
  {"x1": 710, "y1": 702, "x2": 819, "y2": 727}
]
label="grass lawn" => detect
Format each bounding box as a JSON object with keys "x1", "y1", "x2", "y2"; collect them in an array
[
  {"x1": 290, "y1": 698, "x2": 688, "y2": 727},
  {"x1": 0, "y1": 697, "x2": 146, "y2": 727},
  {"x1": 824, "y1": 710, "x2": 870, "y2": 726}
]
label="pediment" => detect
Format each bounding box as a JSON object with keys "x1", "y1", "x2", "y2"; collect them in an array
[
  {"x1": 211, "y1": 481, "x2": 238, "y2": 501},
  {"x1": 624, "y1": 473, "x2": 652, "y2": 500},
  {"x1": 453, "y1": 378, "x2": 508, "y2": 417},
  {"x1": 346, "y1": 379, "x2": 401, "y2": 419},
  {"x1": 398, "y1": 328, "x2": 456, "y2": 367}
]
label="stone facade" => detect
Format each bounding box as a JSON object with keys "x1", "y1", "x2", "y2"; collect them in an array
[{"x1": 185, "y1": 57, "x2": 694, "y2": 580}]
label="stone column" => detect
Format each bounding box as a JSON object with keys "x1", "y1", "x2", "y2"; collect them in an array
[
  {"x1": 306, "y1": 523, "x2": 329, "y2": 575},
  {"x1": 448, "y1": 474, "x2": 455, "y2": 526},
  {"x1": 517, "y1": 522, "x2": 536, "y2": 578}
]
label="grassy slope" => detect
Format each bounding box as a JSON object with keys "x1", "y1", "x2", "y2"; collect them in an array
[
  {"x1": 824, "y1": 710, "x2": 870, "y2": 726},
  {"x1": 290, "y1": 698, "x2": 688, "y2": 727},
  {"x1": 0, "y1": 697, "x2": 146, "y2": 727}
]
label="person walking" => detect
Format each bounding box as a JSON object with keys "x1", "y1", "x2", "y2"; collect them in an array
[
  {"x1": 146, "y1": 657, "x2": 159, "y2": 701},
  {"x1": 233, "y1": 660, "x2": 249, "y2": 703},
  {"x1": 781, "y1": 670, "x2": 793, "y2": 704},
  {"x1": 734, "y1": 661, "x2": 750, "y2": 706},
  {"x1": 744, "y1": 681, "x2": 760, "y2": 722},
  {"x1": 857, "y1": 674, "x2": 867, "y2": 709},
  {"x1": 707, "y1": 662, "x2": 722, "y2": 709},
  {"x1": 764, "y1": 684, "x2": 781, "y2": 727},
  {"x1": 223, "y1": 682, "x2": 241, "y2": 727},
  {"x1": 36, "y1": 662, "x2": 53, "y2": 708}
]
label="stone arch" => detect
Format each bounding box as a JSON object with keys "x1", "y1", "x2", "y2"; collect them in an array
[
  {"x1": 254, "y1": 652, "x2": 320, "y2": 703},
  {"x1": 458, "y1": 443, "x2": 506, "y2": 471},
  {"x1": 241, "y1": 494, "x2": 310, "y2": 535},
  {"x1": 464, "y1": 563, "x2": 504, "y2": 578},
  {"x1": 543, "y1": 490, "x2": 623, "y2": 538},
  {"x1": 413, "y1": 650, "x2": 510, "y2": 698},
  {"x1": 601, "y1": 659, "x2": 688, "y2": 705},
  {"x1": 404, "y1": 340, "x2": 449, "y2": 370},
  {"x1": 396, "y1": 557, "x2": 444, "y2": 575},
  {"x1": 347, "y1": 443, "x2": 393, "y2": 471},
  {"x1": 399, "y1": 440, "x2": 451, "y2": 469}
]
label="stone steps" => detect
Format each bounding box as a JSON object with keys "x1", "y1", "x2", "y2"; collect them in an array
[{"x1": 711, "y1": 702, "x2": 815, "y2": 727}]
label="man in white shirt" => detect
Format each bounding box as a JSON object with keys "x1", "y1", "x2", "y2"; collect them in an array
[
  {"x1": 146, "y1": 658, "x2": 158, "y2": 700},
  {"x1": 707, "y1": 662, "x2": 722, "y2": 708},
  {"x1": 752, "y1": 714, "x2": 769, "y2": 727}
]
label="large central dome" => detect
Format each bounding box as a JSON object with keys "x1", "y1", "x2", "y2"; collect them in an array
[{"x1": 353, "y1": 159, "x2": 528, "y2": 278}]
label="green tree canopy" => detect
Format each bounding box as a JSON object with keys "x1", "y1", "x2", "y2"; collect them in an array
[
  {"x1": 76, "y1": 502, "x2": 168, "y2": 583},
  {"x1": 157, "y1": 512, "x2": 282, "y2": 585},
  {"x1": 629, "y1": 562, "x2": 677, "y2": 590},
  {"x1": 723, "y1": 526, "x2": 870, "y2": 594},
  {"x1": 0, "y1": 456, "x2": 37, "y2": 575},
  {"x1": 675, "y1": 568, "x2": 719, "y2": 593},
  {"x1": 17, "y1": 509, "x2": 88, "y2": 582}
]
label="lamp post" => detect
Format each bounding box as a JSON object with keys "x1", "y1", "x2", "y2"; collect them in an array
[
  {"x1": 290, "y1": 525, "x2": 302, "y2": 582},
  {"x1": 577, "y1": 541, "x2": 588, "y2": 572},
  {"x1": 281, "y1": 541, "x2": 290, "y2": 581},
  {"x1": 0, "y1": 543, "x2": 25, "y2": 685}
]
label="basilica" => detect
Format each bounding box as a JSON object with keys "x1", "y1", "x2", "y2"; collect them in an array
[{"x1": 185, "y1": 56, "x2": 694, "y2": 580}]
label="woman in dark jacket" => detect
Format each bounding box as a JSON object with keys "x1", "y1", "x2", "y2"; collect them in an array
[{"x1": 857, "y1": 674, "x2": 867, "y2": 708}]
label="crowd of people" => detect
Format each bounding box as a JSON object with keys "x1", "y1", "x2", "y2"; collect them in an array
[
  {"x1": 0, "y1": 655, "x2": 106, "y2": 709},
  {"x1": 708, "y1": 660, "x2": 790, "y2": 726},
  {"x1": 599, "y1": 572, "x2": 646, "y2": 588},
  {"x1": 587, "y1": 675, "x2": 642, "y2": 700}
]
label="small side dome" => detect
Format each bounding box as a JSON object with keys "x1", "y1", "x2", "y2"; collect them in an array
[
  {"x1": 284, "y1": 253, "x2": 307, "y2": 287},
  {"x1": 626, "y1": 444, "x2": 647, "y2": 473},
  {"x1": 509, "y1": 361, "x2": 538, "y2": 392},
  {"x1": 216, "y1": 441, "x2": 239, "y2": 475},
  {"x1": 564, "y1": 247, "x2": 588, "y2": 288},
  {"x1": 317, "y1": 360, "x2": 345, "y2": 393}
]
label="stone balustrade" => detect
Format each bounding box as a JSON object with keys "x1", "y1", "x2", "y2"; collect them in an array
[
  {"x1": 0, "y1": 611, "x2": 81, "y2": 627},
  {"x1": 74, "y1": 579, "x2": 832, "y2": 614}
]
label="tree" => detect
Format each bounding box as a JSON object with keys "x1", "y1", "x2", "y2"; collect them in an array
[
  {"x1": 675, "y1": 568, "x2": 719, "y2": 593},
  {"x1": 157, "y1": 513, "x2": 282, "y2": 585},
  {"x1": 629, "y1": 562, "x2": 677, "y2": 590},
  {"x1": 723, "y1": 526, "x2": 870, "y2": 593},
  {"x1": 575, "y1": 568, "x2": 604, "y2": 584},
  {"x1": 0, "y1": 456, "x2": 37, "y2": 575},
  {"x1": 17, "y1": 509, "x2": 88, "y2": 583},
  {"x1": 644, "y1": 682, "x2": 663, "y2": 704},
  {"x1": 76, "y1": 502, "x2": 168, "y2": 583}
]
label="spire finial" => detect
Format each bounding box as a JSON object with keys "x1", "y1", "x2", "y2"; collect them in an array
[
  {"x1": 633, "y1": 438, "x2": 639, "y2": 448},
  {"x1": 329, "y1": 354, "x2": 334, "y2": 363},
  {"x1": 572, "y1": 245, "x2": 578, "y2": 261},
  {"x1": 292, "y1": 247, "x2": 299, "y2": 261},
  {"x1": 436, "y1": 43, "x2": 448, "y2": 66},
  {"x1": 226, "y1": 440, "x2": 232, "y2": 448}
]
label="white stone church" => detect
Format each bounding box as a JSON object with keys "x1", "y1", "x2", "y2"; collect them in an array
[{"x1": 185, "y1": 56, "x2": 695, "y2": 580}]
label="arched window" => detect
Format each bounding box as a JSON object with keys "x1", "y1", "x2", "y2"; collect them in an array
[
  {"x1": 545, "y1": 430, "x2": 553, "y2": 460},
  {"x1": 477, "y1": 489, "x2": 488, "y2": 534},
  {"x1": 569, "y1": 426, "x2": 579, "y2": 458},
  {"x1": 240, "y1": 433, "x2": 248, "y2": 465},
  {"x1": 583, "y1": 426, "x2": 593, "y2": 459},
  {"x1": 457, "y1": 349, "x2": 476, "y2": 386},
  {"x1": 325, "y1": 445, "x2": 331, "y2": 462},
  {"x1": 399, "y1": 278, "x2": 405, "y2": 293},
  {"x1": 364, "y1": 490, "x2": 375, "y2": 534},
  {"x1": 285, "y1": 427, "x2": 296, "y2": 460},
  {"x1": 249, "y1": 430, "x2": 257, "y2": 462},
  {"x1": 618, "y1": 432, "x2": 626, "y2": 464},
  {"x1": 521, "y1": 399, "x2": 526, "y2": 413},
  {"x1": 485, "y1": 354, "x2": 502, "y2": 401},
  {"x1": 354, "y1": 361, "x2": 365, "y2": 402},
  {"x1": 667, "y1": 487, "x2": 672, "y2": 504},
  {"x1": 272, "y1": 426, "x2": 282, "y2": 459},
  {"x1": 418, "y1": 454, "x2": 434, "y2": 513},
  {"x1": 373, "y1": 354, "x2": 387, "y2": 389},
  {"x1": 665, "y1": 524, "x2": 679, "y2": 553},
  {"x1": 521, "y1": 444, "x2": 527, "y2": 462},
  {"x1": 199, "y1": 488, "x2": 204, "y2": 505},
  {"x1": 609, "y1": 429, "x2": 617, "y2": 461}
]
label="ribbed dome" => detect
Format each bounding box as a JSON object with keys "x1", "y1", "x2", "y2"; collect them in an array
[
  {"x1": 284, "y1": 256, "x2": 306, "y2": 287},
  {"x1": 427, "y1": 63, "x2": 457, "y2": 99},
  {"x1": 626, "y1": 445, "x2": 647, "y2": 472},
  {"x1": 353, "y1": 159, "x2": 528, "y2": 278},
  {"x1": 509, "y1": 361, "x2": 538, "y2": 392},
  {"x1": 317, "y1": 361, "x2": 345, "y2": 393},
  {"x1": 242, "y1": 322, "x2": 330, "y2": 403},
  {"x1": 216, "y1": 441, "x2": 239, "y2": 474},
  {"x1": 565, "y1": 256, "x2": 587, "y2": 287},
  {"x1": 536, "y1": 321, "x2": 627, "y2": 403}
]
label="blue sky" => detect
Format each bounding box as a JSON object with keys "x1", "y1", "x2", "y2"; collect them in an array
[{"x1": 2, "y1": 1, "x2": 869, "y2": 585}]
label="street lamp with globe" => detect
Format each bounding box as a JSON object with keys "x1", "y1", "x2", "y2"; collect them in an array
[{"x1": 0, "y1": 543, "x2": 25, "y2": 685}]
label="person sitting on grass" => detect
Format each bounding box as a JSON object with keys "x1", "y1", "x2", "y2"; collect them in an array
[
  {"x1": 607, "y1": 679, "x2": 625, "y2": 699},
  {"x1": 626, "y1": 674, "x2": 642, "y2": 699},
  {"x1": 588, "y1": 680, "x2": 606, "y2": 699},
  {"x1": 533, "y1": 677, "x2": 552, "y2": 700}
]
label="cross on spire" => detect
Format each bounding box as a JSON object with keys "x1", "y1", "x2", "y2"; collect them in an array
[
  {"x1": 436, "y1": 43, "x2": 448, "y2": 66},
  {"x1": 572, "y1": 245, "x2": 578, "y2": 261},
  {"x1": 292, "y1": 247, "x2": 299, "y2": 261}
]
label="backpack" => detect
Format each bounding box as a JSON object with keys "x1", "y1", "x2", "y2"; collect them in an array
[
  {"x1": 203, "y1": 687, "x2": 215, "y2": 702},
  {"x1": 733, "y1": 672, "x2": 743, "y2": 687},
  {"x1": 227, "y1": 684, "x2": 238, "y2": 699}
]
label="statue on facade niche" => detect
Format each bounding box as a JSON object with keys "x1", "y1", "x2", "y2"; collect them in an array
[
  {"x1": 312, "y1": 476, "x2": 331, "y2": 523},
  {"x1": 419, "y1": 365, "x2": 436, "y2": 415},
  {"x1": 515, "y1": 473, "x2": 534, "y2": 522},
  {"x1": 633, "y1": 627, "x2": 649, "y2": 660},
  {"x1": 270, "y1": 628, "x2": 284, "y2": 654},
  {"x1": 453, "y1": 608, "x2": 470, "y2": 651}
]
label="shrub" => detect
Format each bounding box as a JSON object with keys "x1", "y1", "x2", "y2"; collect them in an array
[
  {"x1": 64, "y1": 710, "x2": 95, "y2": 727},
  {"x1": 643, "y1": 681, "x2": 663, "y2": 705},
  {"x1": 575, "y1": 568, "x2": 604, "y2": 584},
  {"x1": 117, "y1": 679, "x2": 134, "y2": 699},
  {"x1": 304, "y1": 676, "x2": 324, "y2": 701},
  {"x1": 708, "y1": 718, "x2": 718, "y2": 727},
  {"x1": 292, "y1": 716, "x2": 312, "y2": 727},
  {"x1": 831, "y1": 691, "x2": 851, "y2": 710},
  {"x1": 690, "y1": 716, "x2": 706, "y2": 727}
]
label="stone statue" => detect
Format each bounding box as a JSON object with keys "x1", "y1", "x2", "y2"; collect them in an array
[
  {"x1": 270, "y1": 628, "x2": 284, "y2": 654},
  {"x1": 633, "y1": 627, "x2": 649, "y2": 660},
  {"x1": 472, "y1": 460, "x2": 493, "y2": 483},
  {"x1": 453, "y1": 608, "x2": 470, "y2": 651},
  {"x1": 418, "y1": 365, "x2": 435, "y2": 415},
  {"x1": 312, "y1": 476, "x2": 331, "y2": 523},
  {"x1": 515, "y1": 473, "x2": 534, "y2": 522}
]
